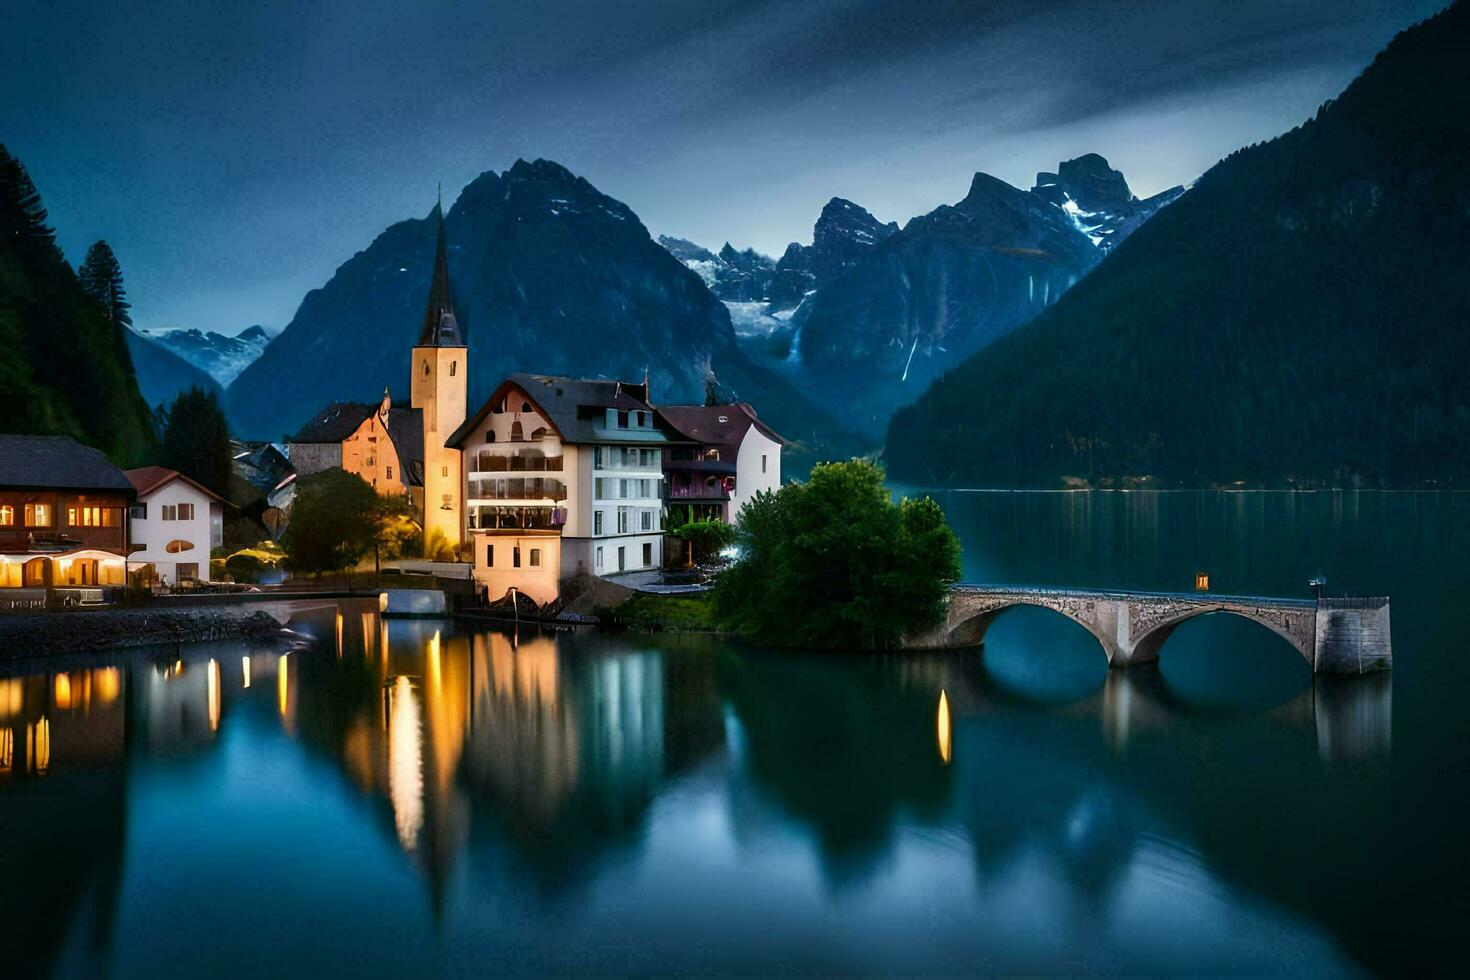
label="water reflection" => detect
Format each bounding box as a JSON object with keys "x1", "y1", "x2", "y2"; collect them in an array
[{"x1": 0, "y1": 595, "x2": 1411, "y2": 976}]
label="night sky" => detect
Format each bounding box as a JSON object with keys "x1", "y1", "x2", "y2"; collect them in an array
[{"x1": 4, "y1": 0, "x2": 1445, "y2": 335}]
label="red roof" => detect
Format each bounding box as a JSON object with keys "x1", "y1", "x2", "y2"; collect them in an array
[{"x1": 124, "y1": 467, "x2": 229, "y2": 504}]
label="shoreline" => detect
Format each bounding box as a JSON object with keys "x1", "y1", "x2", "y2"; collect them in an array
[{"x1": 0, "y1": 604, "x2": 299, "y2": 661}]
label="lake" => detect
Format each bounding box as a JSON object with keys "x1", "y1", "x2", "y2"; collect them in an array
[{"x1": 2, "y1": 490, "x2": 1466, "y2": 976}]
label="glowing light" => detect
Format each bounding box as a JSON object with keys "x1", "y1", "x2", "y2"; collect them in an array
[
  {"x1": 278, "y1": 654, "x2": 289, "y2": 718},
  {"x1": 207, "y1": 659, "x2": 221, "y2": 731},
  {"x1": 937, "y1": 689, "x2": 952, "y2": 765},
  {"x1": 28, "y1": 717, "x2": 50, "y2": 773},
  {"x1": 53, "y1": 673, "x2": 72, "y2": 709},
  {"x1": 94, "y1": 668, "x2": 120, "y2": 704},
  {"x1": 387, "y1": 675, "x2": 424, "y2": 850},
  {"x1": 242, "y1": 656, "x2": 251, "y2": 689}
]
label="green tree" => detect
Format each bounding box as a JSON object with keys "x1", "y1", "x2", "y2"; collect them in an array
[
  {"x1": 77, "y1": 240, "x2": 132, "y2": 329},
  {"x1": 712, "y1": 458, "x2": 961, "y2": 649},
  {"x1": 159, "y1": 386, "x2": 232, "y2": 495},
  {"x1": 282, "y1": 468, "x2": 380, "y2": 588}
]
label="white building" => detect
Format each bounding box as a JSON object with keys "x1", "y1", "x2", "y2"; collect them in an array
[
  {"x1": 659, "y1": 403, "x2": 785, "y2": 524},
  {"x1": 124, "y1": 467, "x2": 227, "y2": 586},
  {"x1": 446, "y1": 374, "x2": 675, "y2": 604}
]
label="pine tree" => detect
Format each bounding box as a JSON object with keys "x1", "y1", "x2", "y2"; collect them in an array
[
  {"x1": 159, "y1": 386, "x2": 233, "y2": 496},
  {"x1": 0, "y1": 143, "x2": 57, "y2": 252},
  {"x1": 78, "y1": 240, "x2": 132, "y2": 328}
]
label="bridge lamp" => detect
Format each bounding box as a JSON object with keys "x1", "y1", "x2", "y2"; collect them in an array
[
  {"x1": 1309, "y1": 576, "x2": 1326, "y2": 599},
  {"x1": 1194, "y1": 572, "x2": 1210, "y2": 592}
]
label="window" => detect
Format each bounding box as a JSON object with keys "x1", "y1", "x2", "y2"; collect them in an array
[
  {"x1": 0, "y1": 505, "x2": 12, "y2": 526},
  {"x1": 178, "y1": 503, "x2": 195, "y2": 521},
  {"x1": 176, "y1": 563, "x2": 199, "y2": 583},
  {"x1": 594, "y1": 511, "x2": 603, "y2": 535},
  {"x1": 487, "y1": 430, "x2": 496, "y2": 442},
  {"x1": 642, "y1": 542, "x2": 652, "y2": 567},
  {"x1": 617, "y1": 508, "x2": 629, "y2": 533},
  {"x1": 529, "y1": 548, "x2": 541, "y2": 567},
  {"x1": 165, "y1": 539, "x2": 195, "y2": 553},
  {"x1": 762, "y1": 454, "x2": 768, "y2": 474},
  {"x1": 485, "y1": 544, "x2": 494, "y2": 567},
  {"x1": 513, "y1": 546, "x2": 521, "y2": 568},
  {"x1": 161, "y1": 504, "x2": 175, "y2": 521},
  {"x1": 129, "y1": 503, "x2": 146, "y2": 520},
  {"x1": 640, "y1": 510, "x2": 652, "y2": 531},
  {"x1": 704, "y1": 448, "x2": 720, "y2": 461},
  {"x1": 386, "y1": 466, "x2": 394, "y2": 480},
  {"x1": 617, "y1": 410, "x2": 629, "y2": 428},
  {"x1": 595, "y1": 546, "x2": 603, "y2": 570},
  {"x1": 510, "y1": 421, "x2": 524, "y2": 442},
  {"x1": 449, "y1": 360, "x2": 457, "y2": 377},
  {"x1": 422, "y1": 360, "x2": 430, "y2": 377},
  {"x1": 441, "y1": 466, "x2": 449, "y2": 478},
  {"x1": 24, "y1": 503, "x2": 51, "y2": 527},
  {"x1": 617, "y1": 547, "x2": 626, "y2": 572}
]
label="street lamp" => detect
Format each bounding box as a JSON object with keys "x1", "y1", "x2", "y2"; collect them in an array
[{"x1": 1309, "y1": 576, "x2": 1326, "y2": 600}]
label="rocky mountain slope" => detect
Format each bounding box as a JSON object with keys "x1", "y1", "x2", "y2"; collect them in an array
[
  {"x1": 125, "y1": 329, "x2": 222, "y2": 409},
  {"x1": 139, "y1": 324, "x2": 273, "y2": 386},
  {"x1": 226, "y1": 159, "x2": 848, "y2": 457},
  {"x1": 887, "y1": 3, "x2": 1470, "y2": 488},
  {"x1": 1031, "y1": 153, "x2": 1185, "y2": 252}
]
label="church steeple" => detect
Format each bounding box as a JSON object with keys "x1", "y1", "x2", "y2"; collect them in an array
[{"x1": 417, "y1": 199, "x2": 465, "y2": 347}]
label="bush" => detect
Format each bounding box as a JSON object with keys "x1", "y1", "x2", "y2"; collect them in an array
[{"x1": 712, "y1": 458, "x2": 961, "y2": 649}]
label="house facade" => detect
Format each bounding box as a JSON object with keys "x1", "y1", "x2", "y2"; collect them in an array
[
  {"x1": 0, "y1": 435, "x2": 134, "y2": 600},
  {"x1": 290, "y1": 391, "x2": 424, "y2": 503},
  {"x1": 447, "y1": 374, "x2": 676, "y2": 604},
  {"x1": 124, "y1": 467, "x2": 227, "y2": 586},
  {"x1": 660, "y1": 403, "x2": 785, "y2": 524}
]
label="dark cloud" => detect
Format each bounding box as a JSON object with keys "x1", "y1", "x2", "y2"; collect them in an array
[{"x1": 2, "y1": 0, "x2": 1445, "y2": 333}]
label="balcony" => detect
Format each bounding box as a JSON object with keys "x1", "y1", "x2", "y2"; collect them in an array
[
  {"x1": 467, "y1": 476, "x2": 568, "y2": 501},
  {"x1": 667, "y1": 482, "x2": 730, "y2": 501},
  {"x1": 470, "y1": 451, "x2": 564, "y2": 473}
]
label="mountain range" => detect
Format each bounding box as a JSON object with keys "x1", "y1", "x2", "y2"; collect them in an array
[
  {"x1": 225, "y1": 159, "x2": 852, "y2": 463},
  {"x1": 125, "y1": 329, "x2": 221, "y2": 409},
  {"x1": 887, "y1": 2, "x2": 1470, "y2": 488},
  {"x1": 138, "y1": 324, "x2": 274, "y2": 386},
  {"x1": 662, "y1": 157, "x2": 1180, "y2": 425}
]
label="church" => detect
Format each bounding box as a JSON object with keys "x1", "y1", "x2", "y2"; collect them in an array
[{"x1": 289, "y1": 202, "x2": 467, "y2": 555}]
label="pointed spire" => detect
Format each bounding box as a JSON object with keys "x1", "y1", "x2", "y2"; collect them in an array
[{"x1": 417, "y1": 193, "x2": 465, "y2": 347}]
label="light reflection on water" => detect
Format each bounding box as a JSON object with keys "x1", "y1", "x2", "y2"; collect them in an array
[{"x1": 2, "y1": 489, "x2": 1466, "y2": 976}]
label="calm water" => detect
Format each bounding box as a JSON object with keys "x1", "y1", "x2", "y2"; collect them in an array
[{"x1": 3, "y1": 491, "x2": 1467, "y2": 977}]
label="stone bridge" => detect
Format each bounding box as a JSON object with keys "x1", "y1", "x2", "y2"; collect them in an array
[{"x1": 908, "y1": 586, "x2": 1391, "y2": 675}]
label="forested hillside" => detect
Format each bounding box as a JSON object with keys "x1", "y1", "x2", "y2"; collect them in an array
[
  {"x1": 888, "y1": 3, "x2": 1470, "y2": 488},
  {"x1": 0, "y1": 145, "x2": 155, "y2": 463}
]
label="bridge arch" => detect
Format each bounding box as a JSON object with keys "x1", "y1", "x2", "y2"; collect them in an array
[
  {"x1": 1127, "y1": 605, "x2": 1314, "y2": 668},
  {"x1": 947, "y1": 598, "x2": 1116, "y2": 664}
]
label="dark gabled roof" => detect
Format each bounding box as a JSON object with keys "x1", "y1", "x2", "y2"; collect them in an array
[
  {"x1": 384, "y1": 406, "x2": 424, "y2": 482},
  {"x1": 660, "y1": 402, "x2": 788, "y2": 449},
  {"x1": 0, "y1": 435, "x2": 134, "y2": 492},
  {"x1": 417, "y1": 203, "x2": 465, "y2": 348},
  {"x1": 124, "y1": 466, "x2": 230, "y2": 504},
  {"x1": 447, "y1": 372, "x2": 672, "y2": 447},
  {"x1": 291, "y1": 402, "x2": 376, "y2": 443}
]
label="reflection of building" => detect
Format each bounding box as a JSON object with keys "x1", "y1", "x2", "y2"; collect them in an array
[
  {"x1": 0, "y1": 434, "x2": 134, "y2": 602},
  {"x1": 124, "y1": 466, "x2": 227, "y2": 586}
]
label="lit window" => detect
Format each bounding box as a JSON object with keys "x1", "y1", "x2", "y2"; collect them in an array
[
  {"x1": 529, "y1": 548, "x2": 541, "y2": 567},
  {"x1": 0, "y1": 505, "x2": 12, "y2": 526},
  {"x1": 24, "y1": 503, "x2": 51, "y2": 527}
]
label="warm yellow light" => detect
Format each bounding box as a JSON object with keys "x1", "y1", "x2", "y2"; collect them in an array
[
  {"x1": 1195, "y1": 572, "x2": 1210, "y2": 592},
  {"x1": 53, "y1": 673, "x2": 73, "y2": 710},
  {"x1": 387, "y1": 675, "x2": 424, "y2": 850},
  {"x1": 242, "y1": 656, "x2": 251, "y2": 689},
  {"x1": 29, "y1": 717, "x2": 50, "y2": 773},
  {"x1": 94, "y1": 667, "x2": 120, "y2": 704},
  {"x1": 277, "y1": 654, "x2": 289, "y2": 718},
  {"x1": 937, "y1": 689, "x2": 952, "y2": 765},
  {"x1": 207, "y1": 659, "x2": 221, "y2": 732}
]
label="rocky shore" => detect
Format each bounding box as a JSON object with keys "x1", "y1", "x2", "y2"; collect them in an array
[{"x1": 0, "y1": 606, "x2": 289, "y2": 660}]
